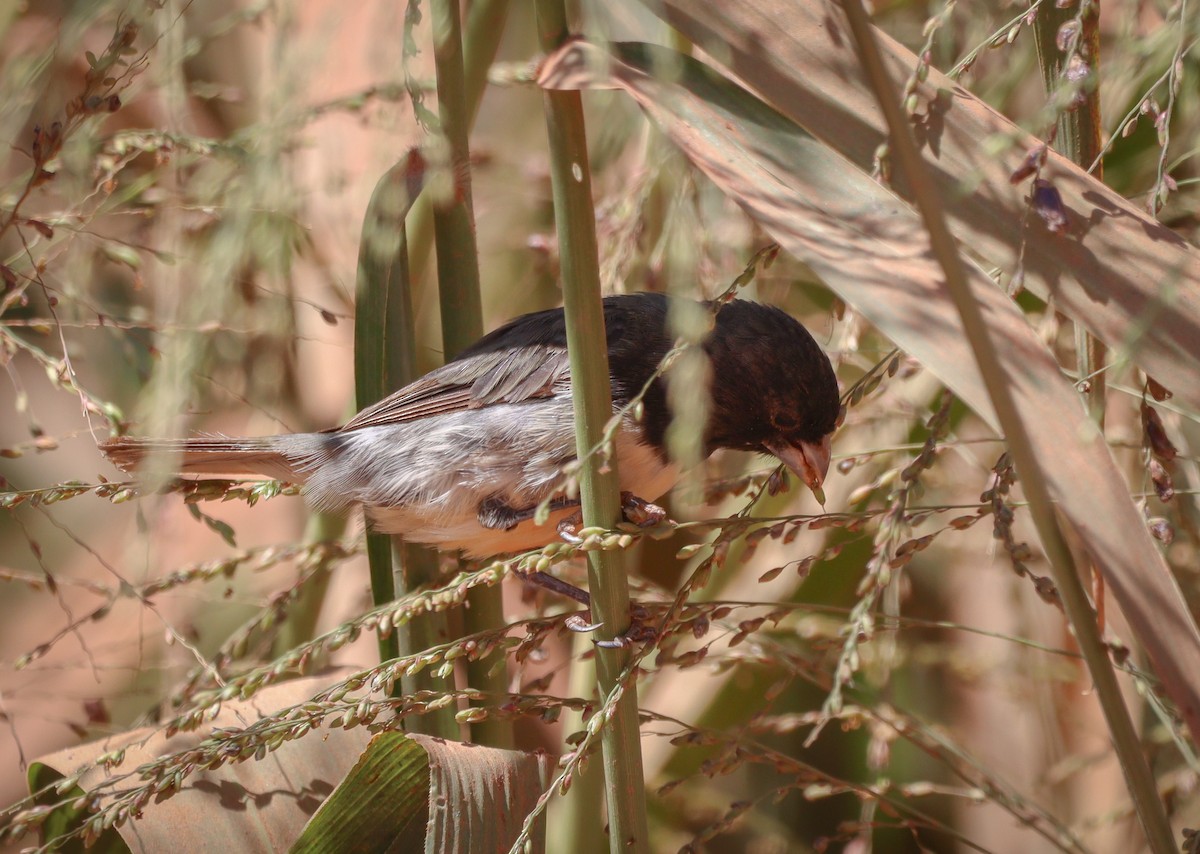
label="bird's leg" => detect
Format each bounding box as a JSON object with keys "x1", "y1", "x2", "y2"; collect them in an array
[
  {"x1": 515, "y1": 569, "x2": 655, "y2": 646},
  {"x1": 555, "y1": 511, "x2": 583, "y2": 543},
  {"x1": 477, "y1": 495, "x2": 577, "y2": 531},
  {"x1": 518, "y1": 570, "x2": 603, "y2": 632},
  {"x1": 495, "y1": 491, "x2": 666, "y2": 644},
  {"x1": 523, "y1": 569, "x2": 591, "y2": 606},
  {"x1": 556, "y1": 491, "x2": 668, "y2": 544}
]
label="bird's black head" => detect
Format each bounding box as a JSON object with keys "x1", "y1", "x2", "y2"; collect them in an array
[{"x1": 701, "y1": 300, "x2": 840, "y2": 494}]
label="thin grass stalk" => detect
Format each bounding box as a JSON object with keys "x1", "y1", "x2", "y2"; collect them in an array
[
  {"x1": 1032, "y1": 0, "x2": 1110, "y2": 681},
  {"x1": 272, "y1": 511, "x2": 345, "y2": 655},
  {"x1": 534, "y1": 2, "x2": 651, "y2": 851},
  {"x1": 839, "y1": 2, "x2": 1175, "y2": 850},
  {"x1": 355, "y1": 156, "x2": 458, "y2": 738},
  {"x1": 429, "y1": 0, "x2": 511, "y2": 749},
  {"x1": 1032, "y1": 0, "x2": 1107, "y2": 429}
]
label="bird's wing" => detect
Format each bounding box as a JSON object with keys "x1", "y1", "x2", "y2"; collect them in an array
[
  {"x1": 340, "y1": 293, "x2": 671, "y2": 432},
  {"x1": 340, "y1": 344, "x2": 571, "y2": 431}
]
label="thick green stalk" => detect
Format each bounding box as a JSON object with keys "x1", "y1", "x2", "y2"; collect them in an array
[
  {"x1": 840, "y1": 2, "x2": 1173, "y2": 850},
  {"x1": 429, "y1": 0, "x2": 511, "y2": 748},
  {"x1": 355, "y1": 157, "x2": 457, "y2": 738},
  {"x1": 391, "y1": 541, "x2": 455, "y2": 736},
  {"x1": 1031, "y1": 0, "x2": 1107, "y2": 427},
  {"x1": 535, "y1": 2, "x2": 650, "y2": 851},
  {"x1": 549, "y1": 634, "x2": 605, "y2": 854},
  {"x1": 404, "y1": 0, "x2": 510, "y2": 298},
  {"x1": 430, "y1": 0, "x2": 484, "y2": 353}
]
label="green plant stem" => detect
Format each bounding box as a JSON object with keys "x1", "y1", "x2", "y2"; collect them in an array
[
  {"x1": 839, "y1": 2, "x2": 1174, "y2": 850},
  {"x1": 1032, "y1": 0, "x2": 1107, "y2": 428},
  {"x1": 355, "y1": 162, "x2": 414, "y2": 669},
  {"x1": 429, "y1": 0, "x2": 511, "y2": 749},
  {"x1": 549, "y1": 635, "x2": 605, "y2": 854},
  {"x1": 364, "y1": 534, "x2": 399, "y2": 666},
  {"x1": 1031, "y1": 4, "x2": 1103, "y2": 165},
  {"x1": 404, "y1": 0, "x2": 510, "y2": 304},
  {"x1": 430, "y1": 0, "x2": 484, "y2": 354},
  {"x1": 535, "y1": 3, "x2": 651, "y2": 852},
  {"x1": 355, "y1": 156, "x2": 457, "y2": 738}
]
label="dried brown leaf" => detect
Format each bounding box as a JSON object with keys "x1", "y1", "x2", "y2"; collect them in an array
[{"x1": 539, "y1": 38, "x2": 1200, "y2": 741}]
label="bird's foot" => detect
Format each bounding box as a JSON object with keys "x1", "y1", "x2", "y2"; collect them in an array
[
  {"x1": 555, "y1": 492, "x2": 669, "y2": 545},
  {"x1": 593, "y1": 607, "x2": 658, "y2": 648},
  {"x1": 518, "y1": 569, "x2": 655, "y2": 647},
  {"x1": 564, "y1": 613, "x2": 604, "y2": 633},
  {"x1": 565, "y1": 600, "x2": 655, "y2": 648},
  {"x1": 618, "y1": 491, "x2": 668, "y2": 528}
]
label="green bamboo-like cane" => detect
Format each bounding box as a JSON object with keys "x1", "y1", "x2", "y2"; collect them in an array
[
  {"x1": 428, "y1": 0, "x2": 512, "y2": 749},
  {"x1": 548, "y1": 632, "x2": 605, "y2": 854},
  {"x1": 839, "y1": 2, "x2": 1175, "y2": 850},
  {"x1": 355, "y1": 154, "x2": 458, "y2": 738},
  {"x1": 534, "y1": 2, "x2": 651, "y2": 851},
  {"x1": 281, "y1": 0, "x2": 509, "y2": 657},
  {"x1": 1031, "y1": 4, "x2": 1104, "y2": 169},
  {"x1": 404, "y1": 0, "x2": 510, "y2": 300},
  {"x1": 1032, "y1": 0, "x2": 1107, "y2": 428},
  {"x1": 429, "y1": 0, "x2": 483, "y2": 355}
]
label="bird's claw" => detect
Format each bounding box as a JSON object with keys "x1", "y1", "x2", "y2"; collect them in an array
[
  {"x1": 595, "y1": 619, "x2": 658, "y2": 648},
  {"x1": 568, "y1": 604, "x2": 657, "y2": 652},
  {"x1": 557, "y1": 510, "x2": 584, "y2": 544},
  {"x1": 594, "y1": 634, "x2": 632, "y2": 649},
  {"x1": 619, "y1": 492, "x2": 668, "y2": 528},
  {"x1": 565, "y1": 614, "x2": 604, "y2": 633},
  {"x1": 557, "y1": 493, "x2": 669, "y2": 545}
]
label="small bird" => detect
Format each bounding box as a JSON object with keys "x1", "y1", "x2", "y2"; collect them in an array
[{"x1": 100, "y1": 293, "x2": 839, "y2": 559}]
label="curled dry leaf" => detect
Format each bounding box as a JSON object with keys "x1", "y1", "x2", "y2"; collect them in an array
[
  {"x1": 1141, "y1": 402, "x2": 1178, "y2": 462},
  {"x1": 1147, "y1": 377, "x2": 1173, "y2": 401}
]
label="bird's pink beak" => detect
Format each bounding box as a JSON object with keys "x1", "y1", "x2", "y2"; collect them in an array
[{"x1": 764, "y1": 434, "x2": 832, "y2": 504}]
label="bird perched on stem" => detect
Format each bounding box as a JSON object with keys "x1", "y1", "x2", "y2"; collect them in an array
[{"x1": 101, "y1": 293, "x2": 839, "y2": 558}]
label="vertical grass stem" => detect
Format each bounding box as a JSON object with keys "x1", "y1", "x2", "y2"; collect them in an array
[
  {"x1": 534, "y1": 3, "x2": 651, "y2": 850},
  {"x1": 840, "y1": 3, "x2": 1174, "y2": 849},
  {"x1": 429, "y1": 0, "x2": 512, "y2": 748}
]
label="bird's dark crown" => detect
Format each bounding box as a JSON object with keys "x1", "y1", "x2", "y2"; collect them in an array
[
  {"x1": 615, "y1": 295, "x2": 838, "y2": 459},
  {"x1": 699, "y1": 299, "x2": 839, "y2": 453}
]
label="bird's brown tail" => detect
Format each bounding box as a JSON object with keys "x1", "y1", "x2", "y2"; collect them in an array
[{"x1": 98, "y1": 435, "x2": 308, "y2": 482}]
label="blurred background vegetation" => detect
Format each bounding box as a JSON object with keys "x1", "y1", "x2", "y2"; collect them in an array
[{"x1": 1, "y1": 0, "x2": 1198, "y2": 851}]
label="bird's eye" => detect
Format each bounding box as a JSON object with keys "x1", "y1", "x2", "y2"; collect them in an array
[{"x1": 770, "y1": 411, "x2": 798, "y2": 432}]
